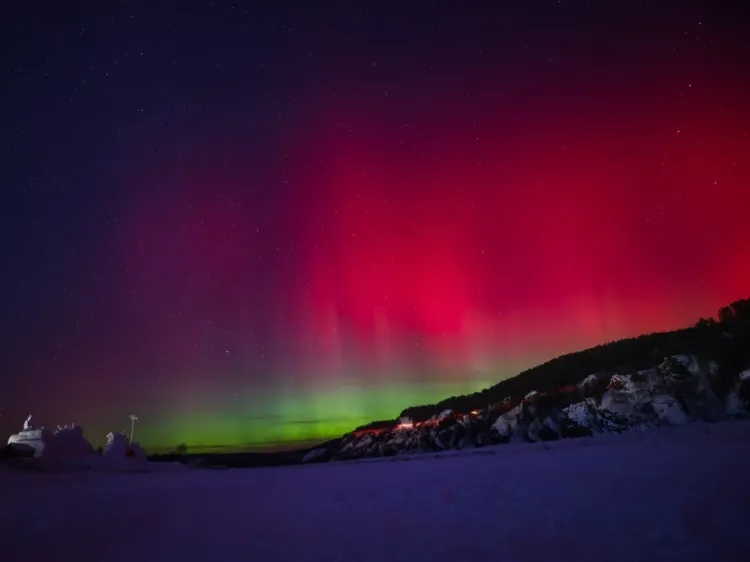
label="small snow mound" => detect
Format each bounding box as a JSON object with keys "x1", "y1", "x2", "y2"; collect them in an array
[
  {"x1": 7, "y1": 419, "x2": 95, "y2": 460},
  {"x1": 651, "y1": 395, "x2": 689, "y2": 424},
  {"x1": 52, "y1": 424, "x2": 95, "y2": 457},
  {"x1": 739, "y1": 370, "x2": 750, "y2": 381},
  {"x1": 104, "y1": 432, "x2": 147, "y2": 463},
  {"x1": 492, "y1": 418, "x2": 512, "y2": 437}
]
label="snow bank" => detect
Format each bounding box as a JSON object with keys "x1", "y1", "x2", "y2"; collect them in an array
[
  {"x1": 104, "y1": 432, "x2": 147, "y2": 461},
  {"x1": 651, "y1": 394, "x2": 690, "y2": 424},
  {"x1": 7, "y1": 423, "x2": 94, "y2": 460},
  {"x1": 3, "y1": 418, "x2": 174, "y2": 473},
  {"x1": 51, "y1": 425, "x2": 95, "y2": 457},
  {"x1": 1, "y1": 421, "x2": 748, "y2": 562}
]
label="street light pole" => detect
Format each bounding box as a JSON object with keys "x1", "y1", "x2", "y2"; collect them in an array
[{"x1": 129, "y1": 414, "x2": 138, "y2": 443}]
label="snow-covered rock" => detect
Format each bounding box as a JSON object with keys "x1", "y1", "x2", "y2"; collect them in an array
[
  {"x1": 7, "y1": 428, "x2": 52, "y2": 458},
  {"x1": 558, "y1": 356, "x2": 730, "y2": 436},
  {"x1": 491, "y1": 402, "x2": 524, "y2": 440},
  {"x1": 103, "y1": 432, "x2": 147, "y2": 464},
  {"x1": 658, "y1": 356, "x2": 724, "y2": 421},
  {"x1": 579, "y1": 374, "x2": 598, "y2": 388},
  {"x1": 651, "y1": 395, "x2": 690, "y2": 424},
  {"x1": 563, "y1": 400, "x2": 595, "y2": 427},
  {"x1": 527, "y1": 416, "x2": 560, "y2": 442},
  {"x1": 302, "y1": 447, "x2": 328, "y2": 463},
  {"x1": 671, "y1": 355, "x2": 703, "y2": 376},
  {"x1": 315, "y1": 355, "x2": 750, "y2": 462},
  {"x1": 52, "y1": 425, "x2": 95, "y2": 457},
  {"x1": 7, "y1": 418, "x2": 94, "y2": 460},
  {"x1": 726, "y1": 370, "x2": 750, "y2": 416}
]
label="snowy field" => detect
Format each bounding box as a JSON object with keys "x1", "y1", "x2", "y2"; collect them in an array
[{"x1": 1, "y1": 421, "x2": 749, "y2": 562}]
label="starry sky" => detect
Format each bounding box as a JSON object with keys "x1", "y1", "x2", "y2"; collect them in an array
[{"x1": 1, "y1": 1, "x2": 749, "y2": 452}]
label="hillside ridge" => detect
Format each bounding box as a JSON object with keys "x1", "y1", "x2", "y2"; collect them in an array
[{"x1": 304, "y1": 298, "x2": 750, "y2": 462}]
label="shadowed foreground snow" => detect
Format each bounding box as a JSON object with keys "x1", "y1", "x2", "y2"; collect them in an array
[{"x1": 2, "y1": 422, "x2": 749, "y2": 562}]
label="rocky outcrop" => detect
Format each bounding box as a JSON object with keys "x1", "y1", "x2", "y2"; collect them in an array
[
  {"x1": 305, "y1": 356, "x2": 750, "y2": 463},
  {"x1": 658, "y1": 356, "x2": 724, "y2": 421},
  {"x1": 725, "y1": 370, "x2": 750, "y2": 416}
]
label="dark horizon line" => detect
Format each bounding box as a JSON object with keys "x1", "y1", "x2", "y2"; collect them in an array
[{"x1": 146, "y1": 437, "x2": 331, "y2": 455}]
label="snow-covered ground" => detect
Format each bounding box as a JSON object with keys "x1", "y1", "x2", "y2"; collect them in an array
[{"x1": 2, "y1": 421, "x2": 749, "y2": 562}]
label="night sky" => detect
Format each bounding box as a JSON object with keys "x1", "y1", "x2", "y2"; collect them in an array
[{"x1": 2, "y1": 1, "x2": 749, "y2": 452}]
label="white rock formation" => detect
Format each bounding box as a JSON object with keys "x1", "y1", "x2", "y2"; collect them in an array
[{"x1": 561, "y1": 356, "x2": 727, "y2": 433}]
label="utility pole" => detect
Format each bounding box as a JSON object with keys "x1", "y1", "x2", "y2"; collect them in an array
[{"x1": 129, "y1": 414, "x2": 138, "y2": 443}]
